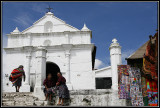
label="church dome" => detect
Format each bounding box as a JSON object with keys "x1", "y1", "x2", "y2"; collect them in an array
[{"x1": 81, "y1": 23, "x2": 91, "y2": 31}]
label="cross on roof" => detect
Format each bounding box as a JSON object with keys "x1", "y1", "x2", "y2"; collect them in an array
[
  {"x1": 46, "y1": 5, "x2": 53, "y2": 12},
  {"x1": 112, "y1": 38, "x2": 117, "y2": 43}
]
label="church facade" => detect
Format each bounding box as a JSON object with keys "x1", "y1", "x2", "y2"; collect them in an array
[{"x1": 3, "y1": 11, "x2": 122, "y2": 97}]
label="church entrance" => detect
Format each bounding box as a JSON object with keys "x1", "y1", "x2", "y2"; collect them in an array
[{"x1": 46, "y1": 62, "x2": 60, "y2": 86}]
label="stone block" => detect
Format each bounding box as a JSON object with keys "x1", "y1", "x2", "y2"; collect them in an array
[
  {"x1": 15, "y1": 101, "x2": 26, "y2": 106},
  {"x1": 78, "y1": 90, "x2": 89, "y2": 95},
  {"x1": 14, "y1": 96, "x2": 27, "y2": 102},
  {"x1": 34, "y1": 101, "x2": 44, "y2": 106},
  {"x1": 70, "y1": 90, "x2": 78, "y2": 95},
  {"x1": 43, "y1": 101, "x2": 48, "y2": 106},
  {"x1": 26, "y1": 96, "x2": 35, "y2": 102},
  {"x1": 2, "y1": 101, "x2": 15, "y2": 106},
  {"x1": 88, "y1": 90, "x2": 96, "y2": 95},
  {"x1": 2, "y1": 98, "x2": 10, "y2": 102},
  {"x1": 25, "y1": 101, "x2": 34, "y2": 106}
]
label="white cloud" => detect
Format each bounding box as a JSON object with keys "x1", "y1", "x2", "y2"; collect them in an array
[
  {"x1": 13, "y1": 13, "x2": 32, "y2": 27},
  {"x1": 31, "y1": 3, "x2": 49, "y2": 13},
  {"x1": 121, "y1": 49, "x2": 135, "y2": 64},
  {"x1": 95, "y1": 59, "x2": 104, "y2": 69}
]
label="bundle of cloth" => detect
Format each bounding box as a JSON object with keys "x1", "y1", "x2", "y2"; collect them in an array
[
  {"x1": 142, "y1": 32, "x2": 158, "y2": 106},
  {"x1": 9, "y1": 68, "x2": 25, "y2": 86},
  {"x1": 143, "y1": 33, "x2": 158, "y2": 80}
]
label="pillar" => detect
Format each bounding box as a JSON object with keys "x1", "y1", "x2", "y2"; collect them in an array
[
  {"x1": 21, "y1": 46, "x2": 32, "y2": 92},
  {"x1": 62, "y1": 44, "x2": 73, "y2": 90},
  {"x1": 34, "y1": 46, "x2": 47, "y2": 100},
  {"x1": 65, "y1": 51, "x2": 71, "y2": 83},
  {"x1": 109, "y1": 38, "x2": 126, "y2": 106},
  {"x1": 109, "y1": 38, "x2": 122, "y2": 90}
]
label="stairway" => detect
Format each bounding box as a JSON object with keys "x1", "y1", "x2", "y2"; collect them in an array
[
  {"x1": 2, "y1": 92, "x2": 49, "y2": 106},
  {"x1": 2, "y1": 89, "x2": 127, "y2": 106}
]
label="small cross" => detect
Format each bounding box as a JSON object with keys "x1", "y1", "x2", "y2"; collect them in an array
[
  {"x1": 46, "y1": 5, "x2": 53, "y2": 12},
  {"x1": 112, "y1": 38, "x2": 117, "y2": 43}
]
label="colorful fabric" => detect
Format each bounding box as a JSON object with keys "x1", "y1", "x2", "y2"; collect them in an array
[
  {"x1": 129, "y1": 67, "x2": 144, "y2": 106},
  {"x1": 141, "y1": 77, "x2": 147, "y2": 97},
  {"x1": 118, "y1": 65, "x2": 130, "y2": 99},
  {"x1": 118, "y1": 65, "x2": 130, "y2": 76},
  {"x1": 10, "y1": 68, "x2": 25, "y2": 86},
  {"x1": 118, "y1": 84, "x2": 126, "y2": 99},
  {"x1": 58, "y1": 84, "x2": 70, "y2": 99},
  {"x1": 43, "y1": 86, "x2": 57, "y2": 97},
  {"x1": 143, "y1": 57, "x2": 157, "y2": 80},
  {"x1": 143, "y1": 34, "x2": 158, "y2": 81},
  {"x1": 146, "y1": 79, "x2": 158, "y2": 106},
  {"x1": 44, "y1": 88, "x2": 53, "y2": 95}
]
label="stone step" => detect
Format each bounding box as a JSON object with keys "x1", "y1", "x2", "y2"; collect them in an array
[
  {"x1": 2, "y1": 101, "x2": 15, "y2": 106},
  {"x1": 2, "y1": 89, "x2": 127, "y2": 106},
  {"x1": 2, "y1": 92, "x2": 39, "y2": 106},
  {"x1": 2, "y1": 92, "x2": 37, "y2": 98}
]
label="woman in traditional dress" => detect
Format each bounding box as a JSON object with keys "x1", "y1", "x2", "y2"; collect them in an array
[
  {"x1": 9, "y1": 65, "x2": 25, "y2": 92},
  {"x1": 56, "y1": 72, "x2": 70, "y2": 106},
  {"x1": 43, "y1": 73, "x2": 54, "y2": 101}
]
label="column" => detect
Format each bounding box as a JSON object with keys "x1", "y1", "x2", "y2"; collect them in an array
[
  {"x1": 21, "y1": 46, "x2": 32, "y2": 92},
  {"x1": 109, "y1": 38, "x2": 122, "y2": 91},
  {"x1": 65, "y1": 51, "x2": 71, "y2": 83},
  {"x1": 34, "y1": 46, "x2": 47, "y2": 100},
  {"x1": 109, "y1": 38, "x2": 126, "y2": 106},
  {"x1": 24, "y1": 51, "x2": 31, "y2": 85},
  {"x1": 62, "y1": 44, "x2": 73, "y2": 90}
]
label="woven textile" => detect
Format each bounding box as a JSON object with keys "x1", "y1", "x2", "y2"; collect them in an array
[
  {"x1": 143, "y1": 34, "x2": 158, "y2": 80},
  {"x1": 118, "y1": 65, "x2": 130, "y2": 99},
  {"x1": 146, "y1": 79, "x2": 158, "y2": 106},
  {"x1": 10, "y1": 68, "x2": 25, "y2": 86},
  {"x1": 129, "y1": 67, "x2": 144, "y2": 106},
  {"x1": 141, "y1": 77, "x2": 147, "y2": 97}
]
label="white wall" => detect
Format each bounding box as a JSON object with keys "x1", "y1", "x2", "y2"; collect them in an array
[
  {"x1": 3, "y1": 52, "x2": 26, "y2": 92},
  {"x1": 95, "y1": 66, "x2": 112, "y2": 78},
  {"x1": 7, "y1": 32, "x2": 91, "y2": 48}
]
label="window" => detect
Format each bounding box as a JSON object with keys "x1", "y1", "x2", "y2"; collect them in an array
[
  {"x1": 96, "y1": 77, "x2": 112, "y2": 89},
  {"x1": 44, "y1": 21, "x2": 53, "y2": 33}
]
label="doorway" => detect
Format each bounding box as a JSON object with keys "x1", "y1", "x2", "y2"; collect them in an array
[{"x1": 46, "y1": 62, "x2": 60, "y2": 86}]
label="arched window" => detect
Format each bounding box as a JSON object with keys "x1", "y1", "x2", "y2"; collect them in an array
[
  {"x1": 44, "y1": 21, "x2": 53, "y2": 33},
  {"x1": 43, "y1": 40, "x2": 51, "y2": 46}
]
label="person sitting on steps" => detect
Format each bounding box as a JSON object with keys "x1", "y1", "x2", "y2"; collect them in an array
[{"x1": 43, "y1": 73, "x2": 54, "y2": 101}]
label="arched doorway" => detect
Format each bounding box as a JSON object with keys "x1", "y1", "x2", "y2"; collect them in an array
[{"x1": 46, "y1": 62, "x2": 60, "y2": 86}]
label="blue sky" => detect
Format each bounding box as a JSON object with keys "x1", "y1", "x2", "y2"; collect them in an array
[{"x1": 2, "y1": 2, "x2": 158, "y2": 69}]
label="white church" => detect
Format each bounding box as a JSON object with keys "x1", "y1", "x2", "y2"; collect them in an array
[{"x1": 3, "y1": 10, "x2": 122, "y2": 98}]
